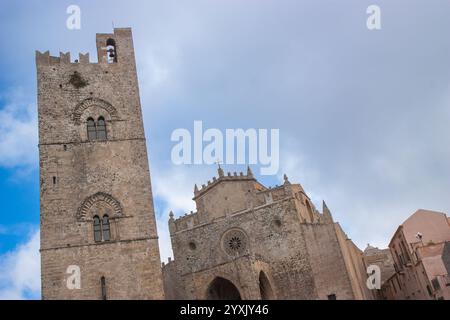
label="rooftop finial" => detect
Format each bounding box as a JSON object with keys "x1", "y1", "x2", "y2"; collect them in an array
[
  {"x1": 283, "y1": 174, "x2": 290, "y2": 185},
  {"x1": 216, "y1": 159, "x2": 224, "y2": 177},
  {"x1": 169, "y1": 210, "x2": 174, "y2": 220},
  {"x1": 194, "y1": 184, "x2": 199, "y2": 193},
  {"x1": 322, "y1": 200, "x2": 333, "y2": 222},
  {"x1": 247, "y1": 166, "x2": 254, "y2": 178}
]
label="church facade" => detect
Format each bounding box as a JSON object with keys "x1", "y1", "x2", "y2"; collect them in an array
[{"x1": 162, "y1": 167, "x2": 374, "y2": 300}]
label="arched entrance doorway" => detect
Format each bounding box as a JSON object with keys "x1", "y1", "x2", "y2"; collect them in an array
[
  {"x1": 259, "y1": 271, "x2": 275, "y2": 300},
  {"x1": 206, "y1": 277, "x2": 242, "y2": 300}
]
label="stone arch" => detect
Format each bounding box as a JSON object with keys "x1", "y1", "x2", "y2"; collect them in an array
[
  {"x1": 206, "y1": 277, "x2": 242, "y2": 300},
  {"x1": 77, "y1": 192, "x2": 123, "y2": 221},
  {"x1": 73, "y1": 98, "x2": 118, "y2": 125},
  {"x1": 259, "y1": 271, "x2": 275, "y2": 300}
]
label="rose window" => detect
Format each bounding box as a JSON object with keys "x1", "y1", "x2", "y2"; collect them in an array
[{"x1": 222, "y1": 229, "x2": 248, "y2": 256}]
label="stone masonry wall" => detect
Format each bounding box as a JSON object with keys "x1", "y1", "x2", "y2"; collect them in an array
[{"x1": 38, "y1": 28, "x2": 164, "y2": 299}]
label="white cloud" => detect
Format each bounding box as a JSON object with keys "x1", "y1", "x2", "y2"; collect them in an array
[
  {"x1": 152, "y1": 164, "x2": 219, "y2": 262},
  {"x1": 152, "y1": 166, "x2": 197, "y2": 262},
  {"x1": 0, "y1": 230, "x2": 41, "y2": 300},
  {"x1": 152, "y1": 165, "x2": 209, "y2": 215},
  {"x1": 279, "y1": 146, "x2": 324, "y2": 207},
  {"x1": 0, "y1": 87, "x2": 38, "y2": 169}
]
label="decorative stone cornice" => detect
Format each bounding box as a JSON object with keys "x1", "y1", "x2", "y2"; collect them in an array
[
  {"x1": 77, "y1": 192, "x2": 123, "y2": 221},
  {"x1": 72, "y1": 97, "x2": 119, "y2": 125}
]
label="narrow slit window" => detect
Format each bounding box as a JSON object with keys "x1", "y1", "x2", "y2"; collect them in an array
[{"x1": 101, "y1": 276, "x2": 107, "y2": 300}]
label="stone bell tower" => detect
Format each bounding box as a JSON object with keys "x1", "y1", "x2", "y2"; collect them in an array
[{"x1": 37, "y1": 28, "x2": 164, "y2": 299}]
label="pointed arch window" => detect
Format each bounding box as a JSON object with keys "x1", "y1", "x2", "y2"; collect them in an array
[
  {"x1": 87, "y1": 118, "x2": 97, "y2": 140},
  {"x1": 93, "y1": 214, "x2": 111, "y2": 242},
  {"x1": 102, "y1": 215, "x2": 111, "y2": 241},
  {"x1": 86, "y1": 117, "x2": 107, "y2": 141},
  {"x1": 93, "y1": 216, "x2": 102, "y2": 242},
  {"x1": 97, "y1": 117, "x2": 107, "y2": 140}
]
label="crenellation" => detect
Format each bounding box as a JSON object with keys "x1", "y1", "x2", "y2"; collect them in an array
[
  {"x1": 36, "y1": 51, "x2": 90, "y2": 66},
  {"x1": 78, "y1": 53, "x2": 90, "y2": 64},
  {"x1": 172, "y1": 211, "x2": 199, "y2": 232},
  {"x1": 59, "y1": 52, "x2": 70, "y2": 64}
]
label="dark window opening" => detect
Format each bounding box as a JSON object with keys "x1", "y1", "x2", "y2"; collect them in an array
[
  {"x1": 87, "y1": 117, "x2": 108, "y2": 141},
  {"x1": 93, "y1": 214, "x2": 111, "y2": 243},
  {"x1": 52, "y1": 176, "x2": 57, "y2": 185},
  {"x1": 102, "y1": 215, "x2": 110, "y2": 241},
  {"x1": 93, "y1": 216, "x2": 102, "y2": 242},
  {"x1": 327, "y1": 294, "x2": 337, "y2": 300},
  {"x1": 106, "y1": 38, "x2": 117, "y2": 63},
  {"x1": 87, "y1": 118, "x2": 96, "y2": 140},
  {"x1": 432, "y1": 278, "x2": 441, "y2": 291},
  {"x1": 274, "y1": 219, "x2": 282, "y2": 228},
  {"x1": 101, "y1": 276, "x2": 107, "y2": 300},
  {"x1": 97, "y1": 117, "x2": 107, "y2": 140}
]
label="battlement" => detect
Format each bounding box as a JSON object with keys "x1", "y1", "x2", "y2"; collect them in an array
[
  {"x1": 169, "y1": 209, "x2": 200, "y2": 233},
  {"x1": 174, "y1": 210, "x2": 198, "y2": 222},
  {"x1": 193, "y1": 166, "x2": 260, "y2": 199},
  {"x1": 35, "y1": 51, "x2": 91, "y2": 65},
  {"x1": 168, "y1": 169, "x2": 334, "y2": 235},
  {"x1": 161, "y1": 257, "x2": 174, "y2": 268},
  {"x1": 35, "y1": 27, "x2": 134, "y2": 67}
]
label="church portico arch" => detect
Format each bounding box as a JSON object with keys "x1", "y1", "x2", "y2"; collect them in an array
[
  {"x1": 259, "y1": 271, "x2": 275, "y2": 300},
  {"x1": 205, "y1": 276, "x2": 242, "y2": 300}
]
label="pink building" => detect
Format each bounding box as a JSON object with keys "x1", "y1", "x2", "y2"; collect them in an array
[{"x1": 381, "y1": 210, "x2": 450, "y2": 300}]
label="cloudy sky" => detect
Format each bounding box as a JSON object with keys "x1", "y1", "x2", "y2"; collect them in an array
[{"x1": 0, "y1": 0, "x2": 449, "y2": 299}]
